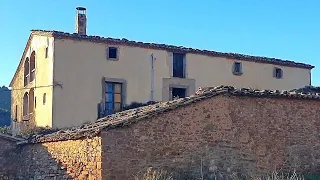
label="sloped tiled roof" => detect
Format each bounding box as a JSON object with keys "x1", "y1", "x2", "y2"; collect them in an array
[
  {"x1": 17, "y1": 85, "x2": 320, "y2": 145},
  {"x1": 0, "y1": 133, "x2": 25, "y2": 142},
  {"x1": 290, "y1": 86, "x2": 320, "y2": 94}
]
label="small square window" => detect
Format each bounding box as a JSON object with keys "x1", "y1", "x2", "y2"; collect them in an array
[
  {"x1": 274, "y1": 67, "x2": 283, "y2": 79},
  {"x1": 233, "y1": 62, "x2": 242, "y2": 75},
  {"x1": 107, "y1": 47, "x2": 118, "y2": 60}
]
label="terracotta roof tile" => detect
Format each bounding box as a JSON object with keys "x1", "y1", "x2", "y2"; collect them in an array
[
  {"x1": 290, "y1": 86, "x2": 320, "y2": 94},
  {"x1": 18, "y1": 85, "x2": 320, "y2": 145},
  {"x1": 31, "y1": 29, "x2": 314, "y2": 69}
]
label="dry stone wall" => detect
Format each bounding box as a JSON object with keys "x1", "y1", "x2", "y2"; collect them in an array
[
  {"x1": 0, "y1": 138, "x2": 19, "y2": 180},
  {"x1": 0, "y1": 137, "x2": 101, "y2": 180},
  {"x1": 100, "y1": 96, "x2": 320, "y2": 179}
]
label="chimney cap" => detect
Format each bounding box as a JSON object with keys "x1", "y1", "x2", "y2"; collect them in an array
[{"x1": 76, "y1": 7, "x2": 86, "y2": 11}]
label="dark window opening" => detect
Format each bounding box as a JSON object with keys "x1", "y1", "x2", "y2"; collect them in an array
[
  {"x1": 108, "y1": 47, "x2": 118, "y2": 59},
  {"x1": 172, "y1": 88, "x2": 186, "y2": 100},
  {"x1": 274, "y1": 68, "x2": 283, "y2": 79},
  {"x1": 105, "y1": 82, "x2": 122, "y2": 115},
  {"x1": 233, "y1": 62, "x2": 242, "y2": 74},
  {"x1": 45, "y1": 47, "x2": 48, "y2": 58},
  {"x1": 173, "y1": 53, "x2": 185, "y2": 78},
  {"x1": 43, "y1": 93, "x2": 47, "y2": 105},
  {"x1": 14, "y1": 105, "x2": 18, "y2": 121}
]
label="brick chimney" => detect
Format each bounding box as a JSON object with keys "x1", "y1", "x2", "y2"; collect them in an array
[{"x1": 75, "y1": 7, "x2": 87, "y2": 35}]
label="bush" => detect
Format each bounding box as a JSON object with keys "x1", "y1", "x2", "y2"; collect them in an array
[{"x1": 0, "y1": 126, "x2": 10, "y2": 134}]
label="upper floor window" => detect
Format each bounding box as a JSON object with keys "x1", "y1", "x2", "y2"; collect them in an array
[
  {"x1": 30, "y1": 51, "x2": 36, "y2": 82},
  {"x1": 23, "y1": 51, "x2": 36, "y2": 86},
  {"x1": 43, "y1": 93, "x2": 47, "y2": 105},
  {"x1": 45, "y1": 47, "x2": 48, "y2": 58},
  {"x1": 24, "y1": 57, "x2": 30, "y2": 86},
  {"x1": 107, "y1": 47, "x2": 118, "y2": 60},
  {"x1": 273, "y1": 67, "x2": 283, "y2": 79},
  {"x1": 232, "y1": 62, "x2": 242, "y2": 75},
  {"x1": 172, "y1": 53, "x2": 186, "y2": 78}
]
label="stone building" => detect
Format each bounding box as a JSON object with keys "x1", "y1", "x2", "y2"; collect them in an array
[
  {"x1": 8, "y1": 7, "x2": 315, "y2": 131},
  {"x1": 1, "y1": 86, "x2": 320, "y2": 179}
]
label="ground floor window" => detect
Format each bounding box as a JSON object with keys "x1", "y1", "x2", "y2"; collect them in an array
[
  {"x1": 171, "y1": 87, "x2": 186, "y2": 100},
  {"x1": 105, "y1": 82, "x2": 123, "y2": 115}
]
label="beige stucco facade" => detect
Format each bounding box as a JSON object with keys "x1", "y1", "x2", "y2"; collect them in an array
[
  {"x1": 10, "y1": 35, "x2": 54, "y2": 132},
  {"x1": 10, "y1": 34, "x2": 313, "y2": 129}
]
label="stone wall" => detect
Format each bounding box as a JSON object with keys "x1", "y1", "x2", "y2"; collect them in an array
[
  {"x1": 0, "y1": 137, "x2": 101, "y2": 180},
  {"x1": 0, "y1": 138, "x2": 19, "y2": 180},
  {"x1": 100, "y1": 96, "x2": 320, "y2": 179}
]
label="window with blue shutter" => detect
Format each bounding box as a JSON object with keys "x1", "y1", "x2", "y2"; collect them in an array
[{"x1": 105, "y1": 82, "x2": 123, "y2": 115}]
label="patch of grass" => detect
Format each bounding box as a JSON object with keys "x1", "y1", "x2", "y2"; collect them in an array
[
  {"x1": 136, "y1": 168, "x2": 319, "y2": 180},
  {"x1": 135, "y1": 167, "x2": 173, "y2": 180},
  {"x1": 255, "y1": 171, "x2": 305, "y2": 180}
]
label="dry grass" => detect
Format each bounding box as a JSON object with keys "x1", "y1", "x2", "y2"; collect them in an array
[
  {"x1": 136, "y1": 167, "x2": 311, "y2": 180},
  {"x1": 135, "y1": 167, "x2": 173, "y2": 180},
  {"x1": 255, "y1": 171, "x2": 305, "y2": 180}
]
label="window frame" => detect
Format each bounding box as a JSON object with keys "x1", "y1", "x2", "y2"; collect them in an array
[
  {"x1": 232, "y1": 61, "x2": 243, "y2": 75},
  {"x1": 172, "y1": 52, "x2": 186, "y2": 78},
  {"x1": 106, "y1": 46, "x2": 119, "y2": 60},
  {"x1": 43, "y1": 93, "x2": 47, "y2": 105},
  {"x1": 45, "y1": 47, "x2": 49, "y2": 58},
  {"x1": 171, "y1": 87, "x2": 186, "y2": 100},
  {"x1": 105, "y1": 81, "x2": 123, "y2": 115},
  {"x1": 273, "y1": 67, "x2": 283, "y2": 79}
]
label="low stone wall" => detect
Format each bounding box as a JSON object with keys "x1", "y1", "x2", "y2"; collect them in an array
[
  {"x1": 0, "y1": 138, "x2": 19, "y2": 180},
  {"x1": 0, "y1": 137, "x2": 101, "y2": 180},
  {"x1": 1, "y1": 94, "x2": 320, "y2": 179},
  {"x1": 101, "y1": 96, "x2": 320, "y2": 179}
]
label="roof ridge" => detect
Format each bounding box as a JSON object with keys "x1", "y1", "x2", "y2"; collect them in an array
[
  {"x1": 21, "y1": 85, "x2": 320, "y2": 145},
  {"x1": 30, "y1": 29, "x2": 314, "y2": 69}
]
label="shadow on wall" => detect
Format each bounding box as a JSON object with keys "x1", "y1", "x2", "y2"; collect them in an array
[
  {"x1": 0, "y1": 138, "x2": 73, "y2": 179},
  {"x1": 0, "y1": 136, "x2": 102, "y2": 179}
]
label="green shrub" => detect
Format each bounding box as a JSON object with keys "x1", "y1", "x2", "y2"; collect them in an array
[{"x1": 0, "y1": 126, "x2": 10, "y2": 134}]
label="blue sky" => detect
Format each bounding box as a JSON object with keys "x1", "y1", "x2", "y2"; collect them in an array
[{"x1": 1, "y1": 0, "x2": 319, "y2": 86}]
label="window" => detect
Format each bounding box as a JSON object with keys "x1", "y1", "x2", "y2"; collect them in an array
[
  {"x1": 30, "y1": 51, "x2": 36, "y2": 82},
  {"x1": 23, "y1": 92, "x2": 29, "y2": 117},
  {"x1": 29, "y1": 88, "x2": 35, "y2": 113},
  {"x1": 172, "y1": 88, "x2": 186, "y2": 100},
  {"x1": 24, "y1": 58, "x2": 30, "y2": 86},
  {"x1": 14, "y1": 105, "x2": 18, "y2": 121},
  {"x1": 107, "y1": 47, "x2": 118, "y2": 60},
  {"x1": 45, "y1": 47, "x2": 48, "y2": 58},
  {"x1": 173, "y1": 53, "x2": 186, "y2": 78},
  {"x1": 273, "y1": 67, "x2": 283, "y2": 79},
  {"x1": 34, "y1": 97, "x2": 37, "y2": 109},
  {"x1": 43, "y1": 93, "x2": 46, "y2": 105},
  {"x1": 105, "y1": 82, "x2": 122, "y2": 115},
  {"x1": 233, "y1": 62, "x2": 242, "y2": 75}
]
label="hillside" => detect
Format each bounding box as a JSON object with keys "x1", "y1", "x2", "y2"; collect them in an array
[{"x1": 0, "y1": 86, "x2": 11, "y2": 126}]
